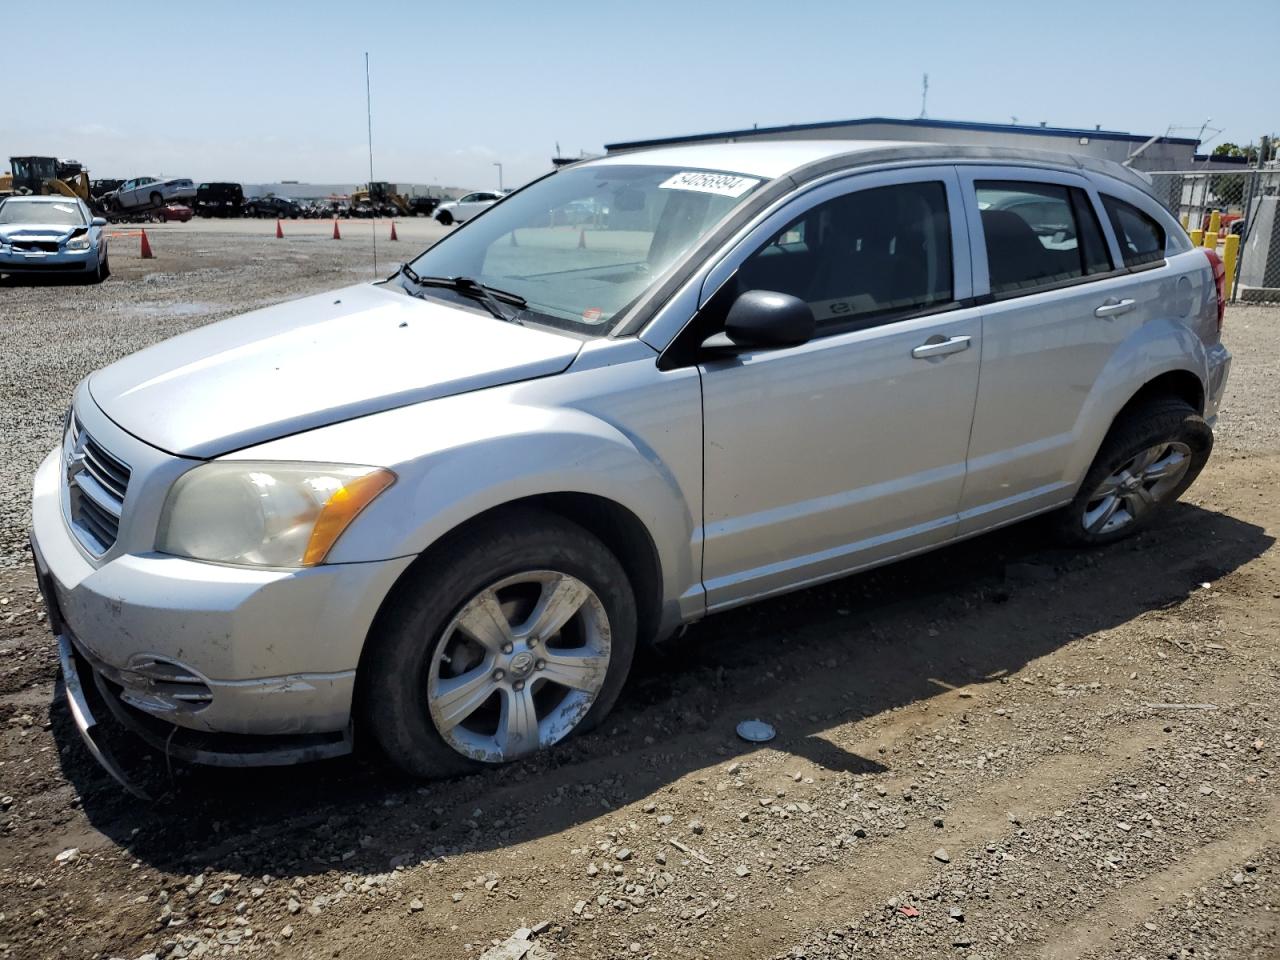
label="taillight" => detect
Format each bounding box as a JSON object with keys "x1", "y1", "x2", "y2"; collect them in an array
[{"x1": 1203, "y1": 248, "x2": 1226, "y2": 331}]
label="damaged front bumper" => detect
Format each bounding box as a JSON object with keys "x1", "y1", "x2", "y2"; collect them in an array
[{"x1": 36, "y1": 542, "x2": 356, "y2": 795}]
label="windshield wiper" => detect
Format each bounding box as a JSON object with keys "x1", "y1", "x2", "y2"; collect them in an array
[{"x1": 398, "y1": 267, "x2": 526, "y2": 324}]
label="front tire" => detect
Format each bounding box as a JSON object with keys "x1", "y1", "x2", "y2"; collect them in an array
[
  {"x1": 91, "y1": 251, "x2": 109, "y2": 283},
  {"x1": 1055, "y1": 397, "x2": 1212, "y2": 546},
  {"x1": 435, "y1": 210, "x2": 453, "y2": 226},
  {"x1": 360, "y1": 507, "x2": 637, "y2": 779}
]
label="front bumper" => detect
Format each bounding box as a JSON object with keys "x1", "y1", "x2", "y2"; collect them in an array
[
  {"x1": 31, "y1": 408, "x2": 414, "y2": 755},
  {"x1": 0, "y1": 247, "x2": 97, "y2": 273}
]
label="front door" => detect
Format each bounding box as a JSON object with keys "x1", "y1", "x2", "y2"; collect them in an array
[{"x1": 694, "y1": 167, "x2": 983, "y2": 610}]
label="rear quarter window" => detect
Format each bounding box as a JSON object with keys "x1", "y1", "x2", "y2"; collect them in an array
[{"x1": 1102, "y1": 196, "x2": 1166, "y2": 268}]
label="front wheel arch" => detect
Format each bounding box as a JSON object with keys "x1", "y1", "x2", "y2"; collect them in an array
[{"x1": 360, "y1": 493, "x2": 664, "y2": 671}]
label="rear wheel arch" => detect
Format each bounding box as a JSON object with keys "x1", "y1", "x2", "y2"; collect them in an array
[{"x1": 1111, "y1": 369, "x2": 1205, "y2": 424}]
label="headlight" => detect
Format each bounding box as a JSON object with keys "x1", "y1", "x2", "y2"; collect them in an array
[
  {"x1": 157, "y1": 462, "x2": 395, "y2": 567},
  {"x1": 65, "y1": 234, "x2": 92, "y2": 251}
]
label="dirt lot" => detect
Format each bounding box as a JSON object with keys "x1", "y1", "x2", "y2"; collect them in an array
[{"x1": 0, "y1": 225, "x2": 1277, "y2": 960}]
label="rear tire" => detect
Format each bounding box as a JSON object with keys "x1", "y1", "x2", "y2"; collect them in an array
[
  {"x1": 359, "y1": 507, "x2": 637, "y2": 779},
  {"x1": 1054, "y1": 397, "x2": 1212, "y2": 547}
]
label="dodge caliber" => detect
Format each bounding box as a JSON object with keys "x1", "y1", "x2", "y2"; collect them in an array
[{"x1": 30, "y1": 141, "x2": 1231, "y2": 784}]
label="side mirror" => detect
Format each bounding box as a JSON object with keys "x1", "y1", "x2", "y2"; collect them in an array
[
  {"x1": 703, "y1": 290, "x2": 815, "y2": 353},
  {"x1": 91, "y1": 216, "x2": 107, "y2": 227}
]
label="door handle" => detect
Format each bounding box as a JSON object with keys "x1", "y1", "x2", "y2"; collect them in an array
[
  {"x1": 911, "y1": 335, "x2": 971, "y2": 359},
  {"x1": 1094, "y1": 298, "x2": 1136, "y2": 318}
]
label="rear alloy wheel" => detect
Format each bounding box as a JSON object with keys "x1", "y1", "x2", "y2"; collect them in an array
[
  {"x1": 1080, "y1": 442, "x2": 1192, "y2": 536},
  {"x1": 361, "y1": 508, "x2": 636, "y2": 778},
  {"x1": 1056, "y1": 397, "x2": 1212, "y2": 546}
]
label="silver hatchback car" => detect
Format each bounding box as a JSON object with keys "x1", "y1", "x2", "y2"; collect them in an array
[{"x1": 31, "y1": 141, "x2": 1230, "y2": 785}]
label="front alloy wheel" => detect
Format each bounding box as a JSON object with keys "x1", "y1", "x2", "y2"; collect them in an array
[
  {"x1": 427, "y1": 571, "x2": 611, "y2": 762},
  {"x1": 360, "y1": 507, "x2": 636, "y2": 779}
]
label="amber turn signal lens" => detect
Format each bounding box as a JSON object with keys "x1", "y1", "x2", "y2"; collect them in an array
[{"x1": 302, "y1": 468, "x2": 396, "y2": 565}]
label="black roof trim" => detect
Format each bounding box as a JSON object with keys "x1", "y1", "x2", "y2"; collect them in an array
[{"x1": 605, "y1": 116, "x2": 1200, "y2": 152}]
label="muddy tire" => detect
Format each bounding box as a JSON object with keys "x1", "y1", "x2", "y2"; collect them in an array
[
  {"x1": 1055, "y1": 397, "x2": 1213, "y2": 547},
  {"x1": 359, "y1": 507, "x2": 637, "y2": 779}
]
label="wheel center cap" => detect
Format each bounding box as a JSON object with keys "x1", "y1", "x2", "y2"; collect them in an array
[{"x1": 508, "y1": 651, "x2": 535, "y2": 678}]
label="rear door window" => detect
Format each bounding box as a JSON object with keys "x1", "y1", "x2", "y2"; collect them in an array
[
  {"x1": 976, "y1": 181, "x2": 1113, "y2": 296},
  {"x1": 1101, "y1": 195, "x2": 1166, "y2": 268}
]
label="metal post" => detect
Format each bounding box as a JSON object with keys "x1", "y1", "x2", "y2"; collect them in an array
[{"x1": 365, "y1": 52, "x2": 377, "y2": 277}]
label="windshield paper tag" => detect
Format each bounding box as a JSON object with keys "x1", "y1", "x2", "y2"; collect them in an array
[{"x1": 659, "y1": 171, "x2": 760, "y2": 198}]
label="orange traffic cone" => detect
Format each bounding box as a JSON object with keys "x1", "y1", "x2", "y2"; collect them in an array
[
  {"x1": 389, "y1": 221, "x2": 398, "y2": 241},
  {"x1": 275, "y1": 219, "x2": 284, "y2": 239},
  {"x1": 139, "y1": 229, "x2": 154, "y2": 259},
  {"x1": 332, "y1": 219, "x2": 341, "y2": 240},
  {"x1": 577, "y1": 228, "x2": 586, "y2": 249}
]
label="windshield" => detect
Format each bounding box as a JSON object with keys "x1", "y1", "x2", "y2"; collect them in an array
[
  {"x1": 0, "y1": 199, "x2": 85, "y2": 226},
  {"x1": 407, "y1": 164, "x2": 766, "y2": 334}
]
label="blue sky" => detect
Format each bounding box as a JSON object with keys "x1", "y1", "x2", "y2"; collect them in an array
[{"x1": 6, "y1": 0, "x2": 1277, "y2": 190}]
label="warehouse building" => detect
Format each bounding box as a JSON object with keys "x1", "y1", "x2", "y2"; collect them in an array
[{"x1": 604, "y1": 116, "x2": 1199, "y2": 171}]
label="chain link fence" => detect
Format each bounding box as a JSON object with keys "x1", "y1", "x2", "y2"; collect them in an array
[{"x1": 1147, "y1": 168, "x2": 1280, "y2": 299}]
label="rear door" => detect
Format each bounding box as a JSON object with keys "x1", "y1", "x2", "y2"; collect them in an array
[
  {"x1": 955, "y1": 165, "x2": 1138, "y2": 532},
  {"x1": 692, "y1": 166, "x2": 984, "y2": 609}
]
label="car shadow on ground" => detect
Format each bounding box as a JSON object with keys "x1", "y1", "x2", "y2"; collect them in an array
[
  {"x1": 0, "y1": 273, "x2": 95, "y2": 287},
  {"x1": 53, "y1": 500, "x2": 1273, "y2": 879}
]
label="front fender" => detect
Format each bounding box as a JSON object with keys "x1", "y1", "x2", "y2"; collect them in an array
[
  {"x1": 227, "y1": 379, "x2": 704, "y2": 629},
  {"x1": 1064, "y1": 315, "x2": 1209, "y2": 488}
]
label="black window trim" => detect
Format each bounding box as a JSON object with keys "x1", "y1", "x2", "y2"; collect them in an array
[{"x1": 659, "y1": 286, "x2": 974, "y2": 370}]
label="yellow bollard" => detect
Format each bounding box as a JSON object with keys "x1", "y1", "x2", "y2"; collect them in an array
[
  {"x1": 1222, "y1": 234, "x2": 1240, "y2": 300},
  {"x1": 1180, "y1": 213, "x2": 1190, "y2": 230},
  {"x1": 1207, "y1": 209, "x2": 1221, "y2": 238},
  {"x1": 1190, "y1": 228, "x2": 1204, "y2": 247}
]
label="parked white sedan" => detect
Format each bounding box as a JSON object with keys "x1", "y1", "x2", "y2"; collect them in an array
[
  {"x1": 434, "y1": 191, "x2": 504, "y2": 225},
  {"x1": 107, "y1": 176, "x2": 196, "y2": 211}
]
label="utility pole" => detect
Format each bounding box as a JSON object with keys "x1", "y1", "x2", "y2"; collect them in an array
[
  {"x1": 493, "y1": 162, "x2": 504, "y2": 192},
  {"x1": 919, "y1": 73, "x2": 929, "y2": 119},
  {"x1": 364, "y1": 52, "x2": 378, "y2": 277}
]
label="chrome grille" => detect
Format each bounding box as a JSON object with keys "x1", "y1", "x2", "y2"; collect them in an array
[{"x1": 65, "y1": 415, "x2": 131, "y2": 554}]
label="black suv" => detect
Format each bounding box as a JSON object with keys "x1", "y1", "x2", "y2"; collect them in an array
[
  {"x1": 243, "y1": 196, "x2": 302, "y2": 219},
  {"x1": 195, "y1": 182, "x2": 245, "y2": 217}
]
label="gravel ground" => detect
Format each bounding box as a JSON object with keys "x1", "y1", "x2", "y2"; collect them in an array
[{"x1": 0, "y1": 228, "x2": 1276, "y2": 960}]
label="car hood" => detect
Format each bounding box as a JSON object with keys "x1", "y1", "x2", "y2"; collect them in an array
[
  {"x1": 89, "y1": 283, "x2": 583, "y2": 458},
  {"x1": 0, "y1": 222, "x2": 86, "y2": 241}
]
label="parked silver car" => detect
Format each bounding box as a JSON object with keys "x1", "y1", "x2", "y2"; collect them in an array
[
  {"x1": 0, "y1": 195, "x2": 110, "y2": 282},
  {"x1": 105, "y1": 176, "x2": 196, "y2": 211},
  {"x1": 30, "y1": 141, "x2": 1230, "y2": 786}
]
